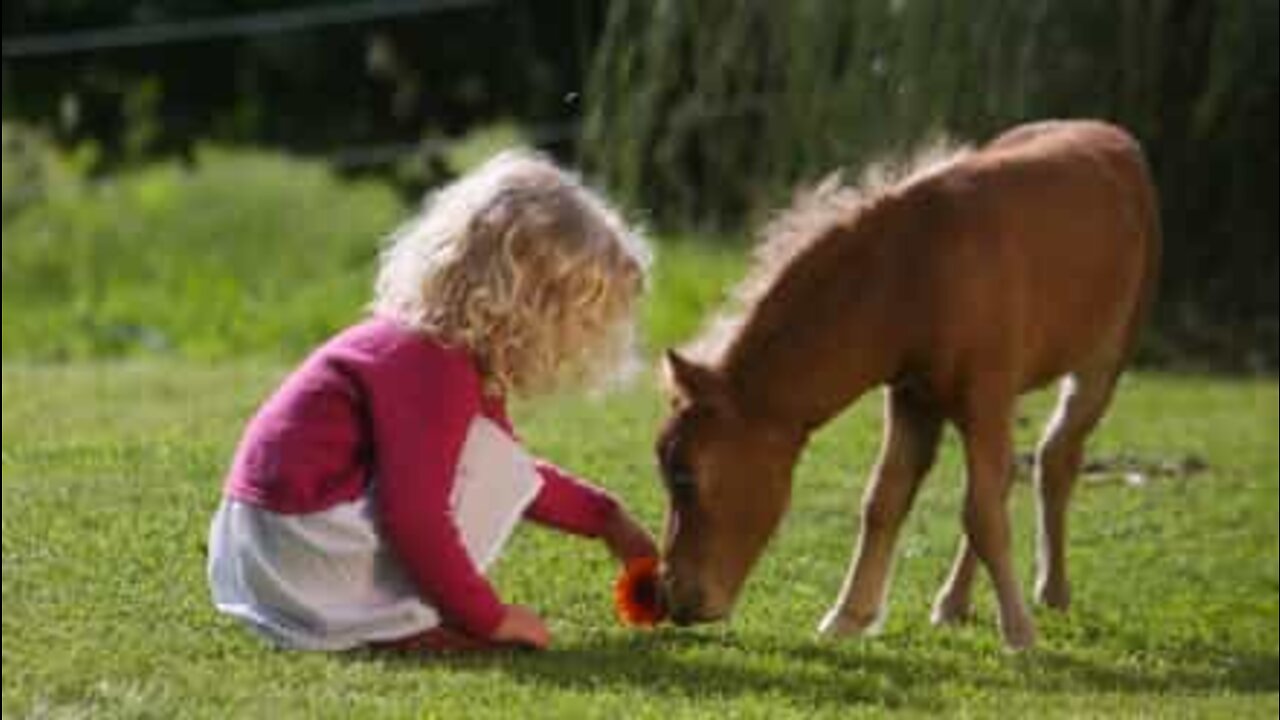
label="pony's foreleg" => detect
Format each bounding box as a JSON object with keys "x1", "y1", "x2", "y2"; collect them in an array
[
  {"x1": 819, "y1": 387, "x2": 942, "y2": 638},
  {"x1": 955, "y1": 399, "x2": 1036, "y2": 650}
]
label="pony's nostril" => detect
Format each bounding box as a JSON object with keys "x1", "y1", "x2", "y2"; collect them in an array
[
  {"x1": 658, "y1": 573, "x2": 676, "y2": 605},
  {"x1": 661, "y1": 573, "x2": 705, "y2": 625}
]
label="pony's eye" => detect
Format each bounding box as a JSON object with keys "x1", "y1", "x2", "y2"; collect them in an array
[
  {"x1": 666, "y1": 465, "x2": 697, "y2": 503},
  {"x1": 658, "y1": 431, "x2": 696, "y2": 502}
]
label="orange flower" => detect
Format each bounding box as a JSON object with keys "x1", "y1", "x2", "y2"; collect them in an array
[{"x1": 614, "y1": 556, "x2": 666, "y2": 627}]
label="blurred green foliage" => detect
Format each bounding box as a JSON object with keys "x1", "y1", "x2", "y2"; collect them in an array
[
  {"x1": 1, "y1": 124, "x2": 741, "y2": 361},
  {"x1": 641, "y1": 236, "x2": 746, "y2": 354},
  {"x1": 2, "y1": 123, "x2": 97, "y2": 224},
  {"x1": 5, "y1": 1, "x2": 1275, "y2": 370},
  {"x1": 3, "y1": 1, "x2": 605, "y2": 176},
  {"x1": 2, "y1": 126, "x2": 401, "y2": 359}
]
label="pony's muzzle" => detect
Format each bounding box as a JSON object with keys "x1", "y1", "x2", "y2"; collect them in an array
[{"x1": 661, "y1": 570, "x2": 717, "y2": 625}]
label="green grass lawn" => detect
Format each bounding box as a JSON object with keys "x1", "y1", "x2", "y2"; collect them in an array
[{"x1": 3, "y1": 362, "x2": 1276, "y2": 718}]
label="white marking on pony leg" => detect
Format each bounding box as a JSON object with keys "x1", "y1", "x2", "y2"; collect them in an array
[
  {"x1": 1034, "y1": 375, "x2": 1078, "y2": 606},
  {"x1": 817, "y1": 557, "x2": 896, "y2": 639},
  {"x1": 931, "y1": 537, "x2": 979, "y2": 626}
]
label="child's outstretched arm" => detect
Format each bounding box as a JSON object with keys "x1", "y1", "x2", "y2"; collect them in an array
[
  {"x1": 482, "y1": 398, "x2": 657, "y2": 559},
  {"x1": 599, "y1": 505, "x2": 659, "y2": 563},
  {"x1": 528, "y1": 461, "x2": 656, "y2": 560}
]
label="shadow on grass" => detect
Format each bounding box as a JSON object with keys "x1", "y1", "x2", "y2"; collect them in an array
[
  {"x1": 1014, "y1": 645, "x2": 1279, "y2": 695},
  {"x1": 356, "y1": 630, "x2": 946, "y2": 710},
  {"x1": 1013, "y1": 607, "x2": 1280, "y2": 696},
  {"x1": 352, "y1": 619, "x2": 1277, "y2": 710}
]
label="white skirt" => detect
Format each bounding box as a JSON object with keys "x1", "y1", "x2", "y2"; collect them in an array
[{"x1": 208, "y1": 417, "x2": 543, "y2": 651}]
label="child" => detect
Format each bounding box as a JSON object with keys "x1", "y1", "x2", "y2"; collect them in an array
[{"x1": 208, "y1": 150, "x2": 657, "y2": 652}]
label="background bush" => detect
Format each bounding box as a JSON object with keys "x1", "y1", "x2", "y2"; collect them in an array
[
  {"x1": 2, "y1": 129, "x2": 400, "y2": 359},
  {"x1": 4, "y1": 1, "x2": 1275, "y2": 371},
  {"x1": 2, "y1": 1, "x2": 606, "y2": 179},
  {"x1": 584, "y1": 0, "x2": 1278, "y2": 371},
  {"x1": 1, "y1": 125, "x2": 741, "y2": 361}
]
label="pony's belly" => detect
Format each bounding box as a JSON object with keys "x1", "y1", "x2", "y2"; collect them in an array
[{"x1": 1017, "y1": 300, "x2": 1136, "y2": 390}]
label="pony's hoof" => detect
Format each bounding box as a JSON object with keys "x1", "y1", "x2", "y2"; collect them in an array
[
  {"x1": 817, "y1": 608, "x2": 882, "y2": 639},
  {"x1": 1000, "y1": 614, "x2": 1037, "y2": 652},
  {"x1": 1035, "y1": 580, "x2": 1071, "y2": 612},
  {"x1": 930, "y1": 596, "x2": 972, "y2": 627}
]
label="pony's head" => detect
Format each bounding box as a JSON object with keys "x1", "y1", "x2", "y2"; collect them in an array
[{"x1": 654, "y1": 350, "x2": 806, "y2": 624}]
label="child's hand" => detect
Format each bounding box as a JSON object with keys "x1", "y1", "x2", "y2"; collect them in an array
[
  {"x1": 602, "y1": 508, "x2": 659, "y2": 563},
  {"x1": 491, "y1": 604, "x2": 552, "y2": 649}
]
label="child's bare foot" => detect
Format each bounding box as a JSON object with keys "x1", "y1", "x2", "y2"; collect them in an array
[{"x1": 490, "y1": 604, "x2": 551, "y2": 649}]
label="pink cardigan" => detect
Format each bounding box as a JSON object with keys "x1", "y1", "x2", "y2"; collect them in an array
[{"x1": 223, "y1": 316, "x2": 620, "y2": 637}]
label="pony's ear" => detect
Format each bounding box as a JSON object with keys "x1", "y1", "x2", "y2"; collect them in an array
[{"x1": 662, "y1": 350, "x2": 725, "y2": 401}]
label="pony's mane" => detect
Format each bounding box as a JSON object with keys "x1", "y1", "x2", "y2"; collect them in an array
[{"x1": 687, "y1": 138, "x2": 973, "y2": 364}]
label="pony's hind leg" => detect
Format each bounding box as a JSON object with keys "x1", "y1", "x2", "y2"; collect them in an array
[
  {"x1": 930, "y1": 367, "x2": 1120, "y2": 642},
  {"x1": 1035, "y1": 366, "x2": 1120, "y2": 610},
  {"x1": 931, "y1": 534, "x2": 981, "y2": 626},
  {"x1": 819, "y1": 386, "x2": 943, "y2": 638}
]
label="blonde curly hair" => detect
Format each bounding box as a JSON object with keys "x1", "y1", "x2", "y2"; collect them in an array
[{"x1": 373, "y1": 150, "x2": 650, "y2": 397}]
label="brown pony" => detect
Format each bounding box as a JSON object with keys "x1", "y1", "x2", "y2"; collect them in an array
[{"x1": 655, "y1": 120, "x2": 1160, "y2": 650}]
